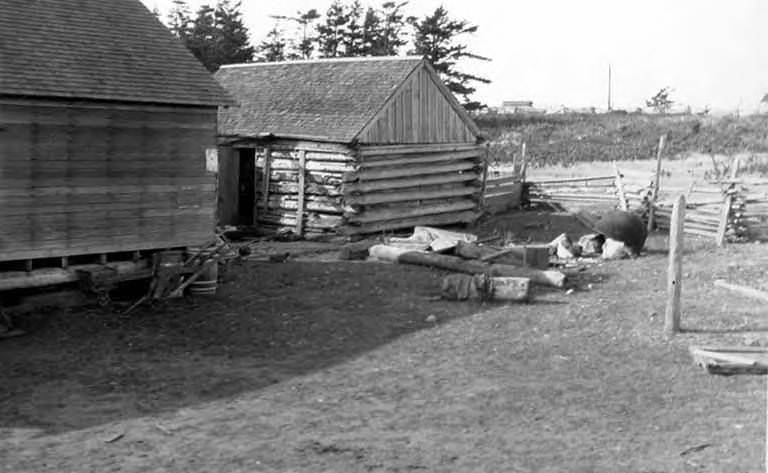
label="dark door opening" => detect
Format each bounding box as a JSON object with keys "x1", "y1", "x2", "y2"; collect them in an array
[{"x1": 237, "y1": 148, "x2": 256, "y2": 225}]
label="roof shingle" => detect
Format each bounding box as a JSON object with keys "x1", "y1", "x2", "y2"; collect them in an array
[
  {"x1": 0, "y1": 0, "x2": 229, "y2": 106},
  {"x1": 215, "y1": 57, "x2": 424, "y2": 143}
]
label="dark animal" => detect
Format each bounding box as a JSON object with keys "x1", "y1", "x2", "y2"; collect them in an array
[{"x1": 593, "y1": 210, "x2": 648, "y2": 256}]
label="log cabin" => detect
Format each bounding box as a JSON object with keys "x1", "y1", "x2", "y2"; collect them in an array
[
  {"x1": 0, "y1": 0, "x2": 229, "y2": 290},
  {"x1": 215, "y1": 57, "x2": 486, "y2": 237}
]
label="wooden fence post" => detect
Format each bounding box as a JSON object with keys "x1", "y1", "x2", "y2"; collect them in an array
[
  {"x1": 295, "y1": 150, "x2": 306, "y2": 236},
  {"x1": 716, "y1": 156, "x2": 740, "y2": 247},
  {"x1": 480, "y1": 143, "x2": 489, "y2": 209},
  {"x1": 262, "y1": 147, "x2": 272, "y2": 213},
  {"x1": 648, "y1": 134, "x2": 667, "y2": 232},
  {"x1": 665, "y1": 194, "x2": 685, "y2": 337},
  {"x1": 520, "y1": 142, "x2": 528, "y2": 183},
  {"x1": 613, "y1": 161, "x2": 628, "y2": 211}
]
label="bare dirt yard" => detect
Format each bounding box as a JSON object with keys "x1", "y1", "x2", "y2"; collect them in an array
[{"x1": 2, "y1": 210, "x2": 768, "y2": 473}]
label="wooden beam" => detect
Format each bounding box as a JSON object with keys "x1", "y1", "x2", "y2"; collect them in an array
[
  {"x1": 716, "y1": 157, "x2": 740, "y2": 246},
  {"x1": 714, "y1": 279, "x2": 768, "y2": 303},
  {"x1": 262, "y1": 147, "x2": 272, "y2": 213},
  {"x1": 295, "y1": 150, "x2": 306, "y2": 236},
  {"x1": 665, "y1": 194, "x2": 685, "y2": 337}
]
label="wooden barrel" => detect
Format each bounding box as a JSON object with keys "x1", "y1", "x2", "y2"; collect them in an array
[
  {"x1": 189, "y1": 261, "x2": 218, "y2": 295},
  {"x1": 186, "y1": 246, "x2": 219, "y2": 296}
]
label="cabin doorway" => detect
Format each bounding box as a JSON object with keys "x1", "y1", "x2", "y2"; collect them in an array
[{"x1": 237, "y1": 148, "x2": 256, "y2": 225}]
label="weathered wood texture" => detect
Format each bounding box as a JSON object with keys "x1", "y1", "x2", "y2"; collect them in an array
[
  {"x1": 343, "y1": 144, "x2": 483, "y2": 234},
  {"x1": 0, "y1": 99, "x2": 217, "y2": 261},
  {"x1": 356, "y1": 65, "x2": 476, "y2": 145},
  {"x1": 234, "y1": 141, "x2": 484, "y2": 236},
  {"x1": 216, "y1": 146, "x2": 238, "y2": 225}
]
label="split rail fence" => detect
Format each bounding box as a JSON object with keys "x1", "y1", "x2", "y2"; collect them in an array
[{"x1": 485, "y1": 138, "x2": 768, "y2": 245}]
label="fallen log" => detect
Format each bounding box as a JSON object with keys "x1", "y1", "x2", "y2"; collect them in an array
[{"x1": 370, "y1": 245, "x2": 565, "y2": 287}]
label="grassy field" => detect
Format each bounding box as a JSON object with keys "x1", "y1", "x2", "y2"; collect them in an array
[
  {"x1": 478, "y1": 112, "x2": 768, "y2": 174},
  {"x1": 2, "y1": 212, "x2": 768, "y2": 473}
]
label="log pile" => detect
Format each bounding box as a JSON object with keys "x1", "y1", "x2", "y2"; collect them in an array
[{"x1": 255, "y1": 147, "x2": 354, "y2": 238}]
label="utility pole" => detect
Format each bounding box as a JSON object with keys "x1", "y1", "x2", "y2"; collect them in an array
[{"x1": 607, "y1": 63, "x2": 612, "y2": 111}]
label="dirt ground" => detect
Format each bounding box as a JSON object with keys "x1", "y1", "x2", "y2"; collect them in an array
[{"x1": 2, "y1": 210, "x2": 768, "y2": 473}]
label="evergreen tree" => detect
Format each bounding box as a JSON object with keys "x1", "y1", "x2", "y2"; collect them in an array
[
  {"x1": 340, "y1": 1, "x2": 365, "y2": 56},
  {"x1": 256, "y1": 26, "x2": 287, "y2": 62},
  {"x1": 409, "y1": 7, "x2": 490, "y2": 111},
  {"x1": 377, "y1": 1, "x2": 410, "y2": 55},
  {"x1": 214, "y1": 0, "x2": 255, "y2": 66},
  {"x1": 167, "y1": 0, "x2": 192, "y2": 42},
  {"x1": 316, "y1": 1, "x2": 349, "y2": 57},
  {"x1": 294, "y1": 9, "x2": 321, "y2": 59},
  {"x1": 169, "y1": 1, "x2": 254, "y2": 71}
]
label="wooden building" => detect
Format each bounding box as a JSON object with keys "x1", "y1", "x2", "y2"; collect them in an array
[
  {"x1": 215, "y1": 57, "x2": 485, "y2": 237},
  {"x1": 0, "y1": 0, "x2": 229, "y2": 285}
]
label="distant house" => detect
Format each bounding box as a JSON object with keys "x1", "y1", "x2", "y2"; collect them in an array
[
  {"x1": 0, "y1": 0, "x2": 229, "y2": 286},
  {"x1": 215, "y1": 57, "x2": 485, "y2": 237},
  {"x1": 498, "y1": 101, "x2": 545, "y2": 114}
]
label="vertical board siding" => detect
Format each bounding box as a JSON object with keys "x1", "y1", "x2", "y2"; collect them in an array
[
  {"x1": 0, "y1": 99, "x2": 218, "y2": 261},
  {"x1": 357, "y1": 67, "x2": 476, "y2": 145}
]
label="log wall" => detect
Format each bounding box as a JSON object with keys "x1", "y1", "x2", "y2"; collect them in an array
[
  {"x1": 0, "y1": 98, "x2": 218, "y2": 261},
  {"x1": 344, "y1": 143, "x2": 483, "y2": 234},
  {"x1": 235, "y1": 141, "x2": 483, "y2": 236}
]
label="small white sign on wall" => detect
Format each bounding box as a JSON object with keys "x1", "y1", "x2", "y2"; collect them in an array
[{"x1": 205, "y1": 148, "x2": 219, "y2": 173}]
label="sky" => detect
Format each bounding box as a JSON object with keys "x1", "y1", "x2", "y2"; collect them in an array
[{"x1": 140, "y1": 0, "x2": 768, "y2": 114}]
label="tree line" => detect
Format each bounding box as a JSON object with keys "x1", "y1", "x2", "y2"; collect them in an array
[{"x1": 165, "y1": 0, "x2": 490, "y2": 111}]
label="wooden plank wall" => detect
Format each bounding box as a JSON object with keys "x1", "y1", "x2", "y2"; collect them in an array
[
  {"x1": 343, "y1": 143, "x2": 484, "y2": 234},
  {"x1": 0, "y1": 98, "x2": 218, "y2": 261},
  {"x1": 356, "y1": 66, "x2": 477, "y2": 145}
]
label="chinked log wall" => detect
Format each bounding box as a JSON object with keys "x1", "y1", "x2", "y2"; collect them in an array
[
  {"x1": 0, "y1": 99, "x2": 218, "y2": 262},
  {"x1": 250, "y1": 142, "x2": 483, "y2": 236}
]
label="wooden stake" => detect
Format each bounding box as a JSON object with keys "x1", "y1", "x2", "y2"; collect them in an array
[
  {"x1": 520, "y1": 142, "x2": 528, "y2": 182},
  {"x1": 262, "y1": 147, "x2": 272, "y2": 213},
  {"x1": 480, "y1": 143, "x2": 489, "y2": 209},
  {"x1": 665, "y1": 194, "x2": 685, "y2": 337},
  {"x1": 716, "y1": 157, "x2": 740, "y2": 247},
  {"x1": 295, "y1": 150, "x2": 306, "y2": 236},
  {"x1": 613, "y1": 161, "x2": 628, "y2": 211},
  {"x1": 648, "y1": 134, "x2": 667, "y2": 232}
]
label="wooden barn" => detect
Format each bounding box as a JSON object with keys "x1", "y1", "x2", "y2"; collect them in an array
[
  {"x1": 215, "y1": 57, "x2": 485, "y2": 237},
  {"x1": 0, "y1": 0, "x2": 229, "y2": 289}
]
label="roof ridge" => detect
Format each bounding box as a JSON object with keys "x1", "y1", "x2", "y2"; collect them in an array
[{"x1": 220, "y1": 55, "x2": 423, "y2": 69}]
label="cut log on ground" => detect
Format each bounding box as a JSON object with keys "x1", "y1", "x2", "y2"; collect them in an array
[{"x1": 369, "y1": 245, "x2": 565, "y2": 288}]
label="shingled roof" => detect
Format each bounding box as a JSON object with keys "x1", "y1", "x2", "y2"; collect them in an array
[
  {"x1": 0, "y1": 0, "x2": 229, "y2": 106},
  {"x1": 216, "y1": 56, "x2": 475, "y2": 143}
]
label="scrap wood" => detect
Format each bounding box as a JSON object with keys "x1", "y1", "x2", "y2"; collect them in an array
[
  {"x1": 689, "y1": 346, "x2": 768, "y2": 375},
  {"x1": 714, "y1": 280, "x2": 768, "y2": 303},
  {"x1": 454, "y1": 241, "x2": 550, "y2": 269}
]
